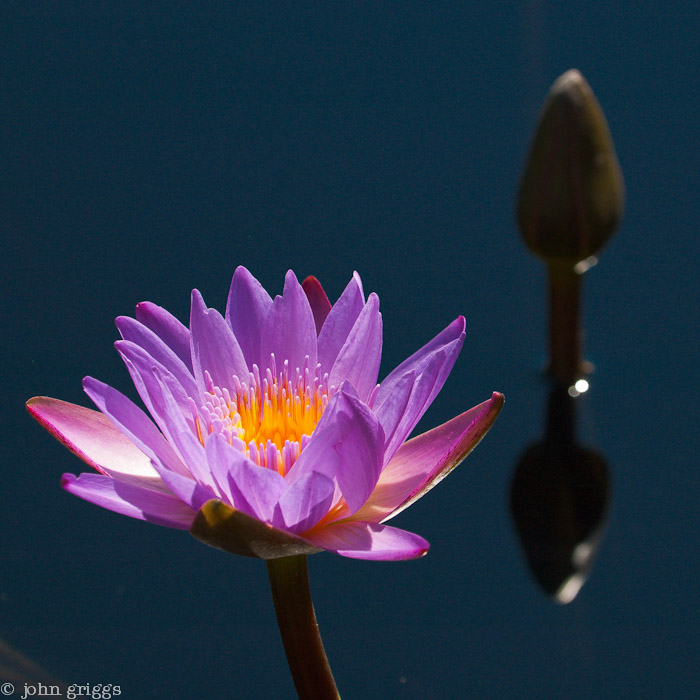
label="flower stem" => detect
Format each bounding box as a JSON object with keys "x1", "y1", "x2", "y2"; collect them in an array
[
  {"x1": 266, "y1": 555, "x2": 340, "y2": 700},
  {"x1": 548, "y1": 264, "x2": 584, "y2": 385}
]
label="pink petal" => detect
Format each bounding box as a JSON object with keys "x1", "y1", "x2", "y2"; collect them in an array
[
  {"x1": 290, "y1": 386, "x2": 383, "y2": 514},
  {"x1": 355, "y1": 393, "x2": 505, "y2": 524},
  {"x1": 317, "y1": 272, "x2": 365, "y2": 371},
  {"x1": 190, "y1": 289, "x2": 248, "y2": 391},
  {"x1": 261, "y1": 270, "x2": 317, "y2": 373},
  {"x1": 329, "y1": 293, "x2": 382, "y2": 403},
  {"x1": 27, "y1": 397, "x2": 159, "y2": 482},
  {"x1": 62, "y1": 473, "x2": 195, "y2": 529},
  {"x1": 301, "y1": 275, "x2": 332, "y2": 335},
  {"x1": 225, "y1": 266, "x2": 273, "y2": 369},
  {"x1": 305, "y1": 520, "x2": 429, "y2": 560},
  {"x1": 134, "y1": 301, "x2": 192, "y2": 371}
]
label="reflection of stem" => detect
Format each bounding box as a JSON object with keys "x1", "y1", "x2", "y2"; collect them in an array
[
  {"x1": 0, "y1": 636, "x2": 67, "y2": 690},
  {"x1": 548, "y1": 265, "x2": 583, "y2": 384},
  {"x1": 267, "y1": 555, "x2": 340, "y2": 700}
]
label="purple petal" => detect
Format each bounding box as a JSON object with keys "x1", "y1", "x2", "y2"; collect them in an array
[
  {"x1": 27, "y1": 396, "x2": 159, "y2": 482},
  {"x1": 328, "y1": 292, "x2": 382, "y2": 402},
  {"x1": 149, "y1": 367, "x2": 215, "y2": 491},
  {"x1": 377, "y1": 316, "x2": 466, "y2": 402},
  {"x1": 304, "y1": 520, "x2": 429, "y2": 560},
  {"x1": 206, "y1": 435, "x2": 286, "y2": 522},
  {"x1": 148, "y1": 463, "x2": 217, "y2": 512},
  {"x1": 290, "y1": 387, "x2": 383, "y2": 514},
  {"x1": 356, "y1": 393, "x2": 505, "y2": 524},
  {"x1": 301, "y1": 276, "x2": 332, "y2": 335},
  {"x1": 225, "y1": 266, "x2": 273, "y2": 369},
  {"x1": 278, "y1": 471, "x2": 335, "y2": 534},
  {"x1": 62, "y1": 473, "x2": 196, "y2": 529},
  {"x1": 82, "y1": 376, "x2": 189, "y2": 478},
  {"x1": 115, "y1": 316, "x2": 199, "y2": 400},
  {"x1": 134, "y1": 301, "x2": 192, "y2": 371},
  {"x1": 115, "y1": 341, "x2": 197, "y2": 443},
  {"x1": 113, "y1": 343, "x2": 213, "y2": 491},
  {"x1": 317, "y1": 272, "x2": 365, "y2": 371},
  {"x1": 190, "y1": 289, "x2": 248, "y2": 391},
  {"x1": 372, "y1": 369, "x2": 415, "y2": 452},
  {"x1": 261, "y1": 270, "x2": 317, "y2": 372},
  {"x1": 374, "y1": 316, "x2": 466, "y2": 463}
]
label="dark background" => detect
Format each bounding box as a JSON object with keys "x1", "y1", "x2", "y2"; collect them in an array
[{"x1": 3, "y1": 2, "x2": 698, "y2": 698}]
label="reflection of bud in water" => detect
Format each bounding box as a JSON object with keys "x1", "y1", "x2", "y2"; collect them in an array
[
  {"x1": 517, "y1": 69, "x2": 624, "y2": 268},
  {"x1": 510, "y1": 385, "x2": 610, "y2": 603},
  {"x1": 516, "y1": 69, "x2": 625, "y2": 386}
]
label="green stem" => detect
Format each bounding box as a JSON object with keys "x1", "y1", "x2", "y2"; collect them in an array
[{"x1": 266, "y1": 555, "x2": 340, "y2": 700}]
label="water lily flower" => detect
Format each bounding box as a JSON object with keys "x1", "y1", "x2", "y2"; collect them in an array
[{"x1": 27, "y1": 267, "x2": 503, "y2": 561}]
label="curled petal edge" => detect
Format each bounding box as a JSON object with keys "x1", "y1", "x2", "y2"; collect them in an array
[{"x1": 189, "y1": 499, "x2": 322, "y2": 560}]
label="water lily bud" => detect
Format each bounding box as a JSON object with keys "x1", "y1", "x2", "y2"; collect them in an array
[{"x1": 517, "y1": 69, "x2": 624, "y2": 268}]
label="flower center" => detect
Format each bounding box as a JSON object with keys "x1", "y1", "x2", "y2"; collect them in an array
[{"x1": 199, "y1": 354, "x2": 331, "y2": 476}]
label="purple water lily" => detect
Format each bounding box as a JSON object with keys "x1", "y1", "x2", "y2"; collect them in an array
[{"x1": 27, "y1": 267, "x2": 503, "y2": 561}]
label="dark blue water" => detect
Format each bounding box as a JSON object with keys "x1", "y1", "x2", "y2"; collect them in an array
[{"x1": 3, "y1": 3, "x2": 698, "y2": 698}]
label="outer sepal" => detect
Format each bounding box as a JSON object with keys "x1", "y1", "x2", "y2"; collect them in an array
[{"x1": 189, "y1": 499, "x2": 322, "y2": 559}]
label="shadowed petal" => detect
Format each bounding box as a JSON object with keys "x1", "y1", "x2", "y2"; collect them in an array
[
  {"x1": 62, "y1": 473, "x2": 196, "y2": 529},
  {"x1": 225, "y1": 266, "x2": 273, "y2": 368},
  {"x1": 190, "y1": 289, "x2": 248, "y2": 390},
  {"x1": 356, "y1": 393, "x2": 505, "y2": 523},
  {"x1": 134, "y1": 301, "x2": 192, "y2": 371},
  {"x1": 82, "y1": 376, "x2": 189, "y2": 478},
  {"x1": 305, "y1": 520, "x2": 429, "y2": 560},
  {"x1": 190, "y1": 499, "x2": 322, "y2": 559},
  {"x1": 317, "y1": 272, "x2": 365, "y2": 370},
  {"x1": 115, "y1": 316, "x2": 199, "y2": 400},
  {"x1": 278, "y1": 471, "x2": 335, "y2": 534},
  {"x1": 290, "y1": 387, "x2": 383, "y2": 514},
  {"x1": 261, "y1": 270, "x2": 317, "y2": 372},
  {"x1": 301, "y1": 276, "x2": 332, "y2": 335},
  {"x1": 27, "y1": 397, "x2": 159, "y2": 482},
  {"x1": 328, "y1": 292, "x2": 382, "y2": 402}
]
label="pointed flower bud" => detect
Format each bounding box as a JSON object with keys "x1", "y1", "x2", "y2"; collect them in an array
[{"x1": 517, "y1": 69, "x2": 624, "y2": 268}]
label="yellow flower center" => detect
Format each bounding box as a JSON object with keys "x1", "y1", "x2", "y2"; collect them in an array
[{"x1": 198, "y1": 355, "x2": 331, "y2": 476}]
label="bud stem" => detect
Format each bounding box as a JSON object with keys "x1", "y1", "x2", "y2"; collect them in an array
[
  {"x1": 548, "y1": 265, "x2": 584, "y2": 384},
  {"x1": 267, "y1": 555, "x2": 340, "y2": 700}
]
